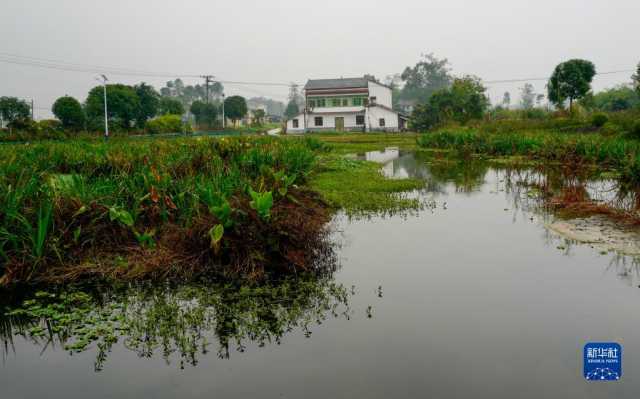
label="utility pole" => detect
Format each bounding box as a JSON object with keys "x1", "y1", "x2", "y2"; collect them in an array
[
  {"x1": 201, "y1": 75, "x2": 215, "y2": 104},
  {"x1": 96, "y1": 75, "x2": 109, "y2": 140}
]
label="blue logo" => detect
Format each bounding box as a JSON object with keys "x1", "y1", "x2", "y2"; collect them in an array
[{"x1": 584, "y1": 342, "x2": 622, "y2": 381}]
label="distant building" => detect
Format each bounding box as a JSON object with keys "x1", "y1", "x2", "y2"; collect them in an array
[{"x1": 286, "y1": 77, "x2": 408, "y2": 133}]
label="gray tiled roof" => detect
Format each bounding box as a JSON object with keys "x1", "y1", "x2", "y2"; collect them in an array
[{"x1": 304, "y1": 77, "x2": 369, "y2": 90}]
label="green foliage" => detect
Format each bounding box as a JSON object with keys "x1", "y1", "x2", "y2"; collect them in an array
[
  {"x1": 399, "y1": 53, "x2": 452, "y2": 105},
  {"x1": 252, "y1": 109, "x2": 266, "y2": 126},
  {"x1": 158, "y1": 97, "x2": 185, "y2": 116},
  {"x1": 633, "y1": 63, "x2": 640, "y2": 95},
  {"x1": 109, "y1": 207, "x2": 135, "y2": 227},
  {"x1": 0, "y1": 136, "x2": 322, "y2": 283},
  {"x1": 284, "y1": 100, "x2": 300, "y2": 119},
  {"x1": 208, "y1": 223, "x2": 224, "y2": 251},
  {"x1": 0, "y1": 96, "x2": 31, "y2": 127},
  {"x1": 249, "y1": 189, "x2": 273, "y2": 220},
  {"x1": 190, "y1": 100, "x2": 218, "y2": 127},
  {"x1": 591, "y1": 113, "x2": 609, "y2": 128},
  {"x1": 548, "y1": 59, "x2": 596, "y2": 110},
  {"x1": 224, "y1": 96, "x2": 248, "y2": 123},
  {"x1": 519, "y1": 83, "x2": 536, "y2": 110},
  {"x1": 134, "y1": 83, "x2": 160, "y2": 128},
  {"x1": 86, "y1": 84, "x2": 140, "y2": 130},
  {"x1": 583, "y1": 85, "x2": 640, "y2": 112},
  {"x1": 145, "y1": 114, "x2": 184, "y2": 134},
  {"x1": 630, "y1": 121, "x2": 640, "y2": 140},
  {"x1": 410, "y1": 75, "x2": 489, "y2": 131},
  {"x1": 52, "y1": 96, "x2": 85, "y2": 130}
]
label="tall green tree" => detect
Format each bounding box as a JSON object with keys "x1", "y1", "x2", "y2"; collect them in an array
[
  {"x1": 410, "y1": 75, "x2": 488, "y2": 131},
  {"x1": 0, "y1": 97, "x2": 31, "y2": 127},
  {"x1": 520, "y1": 83, "x2": 536, "y2": 109},
  {"x1": 633, "y1": 62, "x2": 640, "y2": 95},
  {"x1": 502, "y1": 91, "x2": 511, "y2": 109},
  {"x1": 224, "y1": 96, "x2": 248, "y2": 125},
  {"x1": 52, "y1": 96, "x2": 85, "y2": 130},
  {"x1": 86, "y1": 84, "x2": 140, "y2": 130},
  {"x1": 252, "y1": 109, "x2": 266, "y2": 126},
  {"x1": 399, "y1": 53, "x2": 453, "y2": 104},
  {"x1": 284, "y1": 100, "x2": 299, "y2": 119},
  {"x1": 158, "y1": 97, "x2": 185, "y2": 115},
  {"x1": 134, "y1": 83, "x2": 160, "y2": 128},
  {"x1": 547, "y1": 59, "x2": 596, "y2": 112},
  {"x1": 190, "y1": 100, "x2": 217, "y2": 127}
]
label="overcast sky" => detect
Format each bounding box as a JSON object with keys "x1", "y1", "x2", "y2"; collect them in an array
[{"x1": 1, "y1": 0, "x2": 638, "y2": 118}]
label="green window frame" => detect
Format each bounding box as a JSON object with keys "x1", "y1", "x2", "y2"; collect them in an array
[
  {"x1": 308, "y1": 99, "x2": 316, "y2": 108},
  {"x1": 342, "y1": 99, "x2": 349, "y2": 106},
  {"x1": 331, "y1": 98, "x2": 341, "y2": 107},
  {"x1": 353, "y1": 97, "x2": 362, "y2": 106}
]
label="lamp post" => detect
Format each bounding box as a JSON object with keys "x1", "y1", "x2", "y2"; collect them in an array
[
  {"x1": 95, "y1": 74, "x2": 109, "y2": 140},
  {"x1": 221, "y1": 93, "x2": 225, "y2": 129}
]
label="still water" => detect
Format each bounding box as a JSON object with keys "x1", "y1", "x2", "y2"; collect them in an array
[{"x1": 2, "y1": 150, "x2": 640, "y2": 398}]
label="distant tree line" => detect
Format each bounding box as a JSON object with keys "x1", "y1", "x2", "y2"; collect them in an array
[{"x1": 0, "y1": 78, "x2": 255, "y2": 135}]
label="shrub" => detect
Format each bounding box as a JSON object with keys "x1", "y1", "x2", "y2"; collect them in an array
[
  {"x1": 145, "y1": 114, "x2": 183, "y2": 134},
  {"x1": 630, "y1": 121, "x2": 640, "y2": 140},
  {"x1": 591, "y1": 113, "x2": 609, "y2": 128}
]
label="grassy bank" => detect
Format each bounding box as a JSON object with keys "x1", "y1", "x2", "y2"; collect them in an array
[
  {"x1": 417, "y1": 130, "x2": 640, "y2": 184},
  {"x1": 0, "y1": 136, "x2": 331, "y2": 285}
]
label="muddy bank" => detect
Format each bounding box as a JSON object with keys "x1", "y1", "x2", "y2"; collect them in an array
[{"x1": 546, "y1": 216, "x2": 640, "y2": 256}]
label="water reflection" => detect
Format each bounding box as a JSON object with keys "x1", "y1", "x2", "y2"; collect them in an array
[{"x1": 1, "y1": 275, "x2": 354, "y2": 371}]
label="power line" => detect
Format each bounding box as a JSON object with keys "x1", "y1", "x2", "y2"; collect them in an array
[
  {"x1": 0, "y1": 53, "x2": 297, "y2": 87},
  {"x1": 484, "y1": 69, "x2": 634, "y2": 85}
]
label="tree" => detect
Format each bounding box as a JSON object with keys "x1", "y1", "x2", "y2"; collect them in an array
[
  {"x1": 633, "y1": 62, "x2": 640, "y2": 95},
  {"x1": 547, "y1": 59, "x2": 596, "y2": 112},
  {"x1": 410, "y1": 75, "x2": 489, "y2": 131},
  {"x1": 587, "y1": 85, "x2": 640, "y2": 111},
  {"x1": 190, "y1": 100, "x2": 218, "y2": 127},
  {"x1": 536, "y1": 94, "x2": 545, "y2": 107},
  {"x1": 502, "y1": 92, "x2": 511, "y2": 109},
  {"x1": 252, "y1": 109, "x2": 266, "y2": 126},
  {"x1": 134, "y1": 83, "x2": 160, "y2": 128},
  {"x1": 52, "y1": 96, "x2": 85, "y2": 130},
  {"x1": 224, "y1": 96, "x2": 248, "y2": 125},
  {"x1": 520, "y1": 83, "x2": 536, "y2": 109},
  {"x1": 399, "y1": 53, "x2": 453, "y2": 104},
  {"x1": 0, "y1": 97, "x2": 31, "y2": 128},
  {"x1": 284, "y1": 100, "x2": 299, "y2": 119},
  {"x1": 287, "y1": 84, "x2": 304, "y2": 110},
  {"x1": 158, "y1": 97, "x2": 185, "y2": 115},
  {"x1": 86, "y1": 84, "x2": 140, "y2": 130}
]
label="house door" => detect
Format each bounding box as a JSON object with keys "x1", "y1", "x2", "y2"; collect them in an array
[{"x1": 335, "y1": 117, "x2": 344, "y2": 131}]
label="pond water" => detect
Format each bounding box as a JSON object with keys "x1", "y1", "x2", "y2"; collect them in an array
[{"x1": 3, "y1": 150, "x2": 640, "y2": 398}]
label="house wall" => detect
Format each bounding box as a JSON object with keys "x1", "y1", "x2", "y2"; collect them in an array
[
  {"x1": 367, "y1": 82, "x2": 393, "y2": 108},
  {"x1": 366, "y1": 106, "x2": 399, "y2": 131},
  {"x1": 286, "y1": 112, "x2": 367, "y2": 133}
]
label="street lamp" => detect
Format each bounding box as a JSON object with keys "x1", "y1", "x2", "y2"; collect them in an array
[
  {"x1": 95, "y1": 74, "x2": 109, "y2": 140},
  {"x1": 221, "y1": 93, "x2": 225, "y2": 129}
]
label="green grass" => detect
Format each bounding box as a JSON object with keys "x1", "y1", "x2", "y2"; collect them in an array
[
  {"x1": 309, "y1": 155, "x2": 424, "y2": 216},
  {"x1": 417, "y1": 130, "x2": 640, "y2": 185}
]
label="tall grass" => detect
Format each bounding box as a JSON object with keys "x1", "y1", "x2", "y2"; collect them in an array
[
  {"x1": 417, "y1": 130, "x2": 640, "y2": 184},
  {"x1": 0, "y1": 136, "x2": 325, "y2": 283}
]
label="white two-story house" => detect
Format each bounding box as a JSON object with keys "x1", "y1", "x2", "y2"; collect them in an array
[{"x1": 286, "y1": 77, "x2": 407, "y2": 133}]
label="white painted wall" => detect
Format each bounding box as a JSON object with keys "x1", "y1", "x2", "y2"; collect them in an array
[
  {"x1": 367, "y1": 81, "x2": 392, "y2": 108},
  {"x1": 366, "y1": 106, "x2": 399, "y2": 131}
]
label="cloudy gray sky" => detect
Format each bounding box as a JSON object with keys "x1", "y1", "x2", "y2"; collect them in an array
[{"x1": 1, "y1": 0, "x2": 638, "y2": 118}]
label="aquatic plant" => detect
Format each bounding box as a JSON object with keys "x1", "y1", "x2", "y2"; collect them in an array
[{"x1": 0, "y1": 136, "x2": 328, "y2": 285}]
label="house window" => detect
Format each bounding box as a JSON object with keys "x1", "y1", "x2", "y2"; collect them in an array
[
  {"x1": 370, "y1": 96, "x2": 377, "y2": 104},
  {"x1": 363, "y1": 98, "x2": 369, "y2": 106},
  {"x1": 316, "y1": 98, "x2": 326, "y2": 107},
  {"x1": 342, "y1": 99, "x2": 349, "y2": 106},
  {"x1": 331, "y1": 98, "x2": 341, "y2": 107},
  {"x1": 292, "y1": 119, "x2": 299, "y2": 128},
  {"x1": 308, "y1": 100, "x2": 315, "y2": 108},
  {"x1": 314, "y1": 116, "x2": 323, "y2": 126},
  {"x1": 379, "y1": 118, "x2": 385, "y2": 127},
  {"x1": 356, "y1": 115, "x2": 365, "y2": 125},
  {"x1": 353, "y1": 97, "x2": 362, "y2": 106}
]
